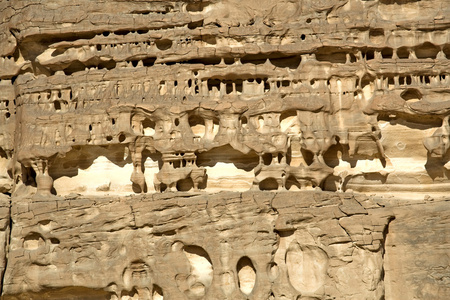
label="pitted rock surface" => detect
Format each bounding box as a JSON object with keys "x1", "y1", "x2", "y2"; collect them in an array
[{"x1": 0, "y1": 0, "x2": 449, "y2": 299}]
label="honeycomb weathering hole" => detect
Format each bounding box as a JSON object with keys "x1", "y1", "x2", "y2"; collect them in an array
[
  {"x1": 237, "y1": 256, "x2": 256, "y2": 295},
  {"x1": 23, "y1": 232, "x2": 44, "y2": 250},
  {"x1": 401, "y1": 88, "x2": 422, "y2": 101},
  {"x1": 183, "y1": 245, "x2": 213, "y2": 296},
  {"x1": 152, "y1": 285, "x2": 163, "y2": 300}
]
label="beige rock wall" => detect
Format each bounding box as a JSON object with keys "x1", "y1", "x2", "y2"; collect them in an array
[
  {"x1": 2, "y1": 191, "x2": 394, "y2": 299},
  {"x1": 0, "y1": 0, "x2": 449, "y2": 299},
  {"x1": 384, "y1": 200, "x2": 450, "y2": 299}
]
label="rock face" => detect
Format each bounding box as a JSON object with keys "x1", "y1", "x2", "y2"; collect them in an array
[
  {"x1": 3, "y1": 192, "x2": 395, "y2": 299},
  {"x1": 0, "y1": 0, "x2": 449, "y2": 299}
]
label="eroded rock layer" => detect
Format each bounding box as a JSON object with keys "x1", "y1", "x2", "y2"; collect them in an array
[
  {"x1": 1, "y1": 192, "x2": 397, "y2": 299},
  {"x1": 0, "y1": 0, "x2": 449, "y2": 299}
]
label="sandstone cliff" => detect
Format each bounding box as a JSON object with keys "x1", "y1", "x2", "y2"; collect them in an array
[{"x1": 0, "y1": 0, "x2": 449, "y2": 299}]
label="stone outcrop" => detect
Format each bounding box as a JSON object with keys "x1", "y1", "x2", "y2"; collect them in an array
[
  {"x1": 0, "y1": 0, "x2": 449, "y2": 299},
  {"x1": 2, "y1": 192, "x2": 395, "y2": 299}
]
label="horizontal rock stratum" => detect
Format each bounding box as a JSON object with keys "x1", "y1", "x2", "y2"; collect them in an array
[{"x1": 0, "y1": 0, "x2": 449, "y2": 299}]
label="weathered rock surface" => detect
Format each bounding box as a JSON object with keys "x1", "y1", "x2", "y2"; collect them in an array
[
  {"x1": 384, "y1": 199, "x2": 450, "y2": 300},
  {"x1": 0, "y1": 192, "x2": 448, "y2": 299},
  {"x1": 0, "y1": 0, "x2": 449, "y2": 299},
  {"x1": 3, "y1": 191, "x2": 394, "y2": 299}
]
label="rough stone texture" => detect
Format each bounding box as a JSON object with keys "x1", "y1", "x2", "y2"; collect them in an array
[
  {"x1": 3, "y1": 191, "x2": 395, "y2": 300},
  {"x1": 0, "y1": 0, "x2": 449, "y2": 299},
  {"x1": 384, "y1": 199, "x2": 450, "y2": 300}
]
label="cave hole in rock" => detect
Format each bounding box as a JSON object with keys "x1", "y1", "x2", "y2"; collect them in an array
[
  {"x1": 188, "y1": 20, "x2": 204, "y2": 29},
  {"x1": 241, "y1": 53, "x2": 301, "y2": 69},
  {"x1": 237, "y1": 256, "x2": 256, "y2": 295},
  {"x1": 270, "y1": 56, "x2": 301, "y2": 69},
  {"x1": 186, "y1": 1, "x2": 209, "y2": 12},
  {"x1": 159, "y1": 81, "x2": 167, "y2": 95},
  {"x1": 422, "y1": 75, "x2": 431, "y2": 85},
  {"x1": 63, "y1": 61, "x2": 87, "y2": 75},
  {"x1": 241, "y1": 54, "x2": 268, "y2": 65},
  {"x1": 155, "y1": 39, "x2": 173, "y2": 50},
  {"x1": 397, "y1": 47, "x2": 409, "y2": 59},
  {"x1": 142, "y1": 57, "x2": 156, "y2": 67},
  {"x1": 262, "y1": 153, "x2": 273, "y2": 166},
  {"x1": 259, "y1": 177, "x2": 279, "y2": 190},
  {"x1": 364, "y1": 49, "x2": 375, "y2": 60},
  {"x1": 188, "y1": 115, "x2": 206, "y2": 137},
  {"x1": 361, "y1": 74, "x2": 375, "y2": 99},
  {"x1": 54, "y1": 100, "x2": 61, "y2": 110},
  {"x1": 398, "y1": 76, "x2": 412, "y2": 85},
  {"x1": 241, "y1": 116, "x2": 248, "y2": 129},
  {"x1": 50, "y1": 237, "x2": 60, "y2": 245},
  {"x1": 348, "y1": 53, "x2": 357, "y2": 63},
  {"x1": 183, "y1": 245, "x2": 213, "y2": 296},
  {"x1": 281, "y1": 80, "x2": 290, "y2": 87},
  {"x1": 280, "y1": 110, "x2": 298, "y2": 133},
  {"x1": 315, "y1": 47, "x2": 347, "y2": 64},
  {"x1": 415, "y1": 42, "x2": 439, "y2": 59},
  {"x1": 207, "y1": 78, "x2": 221, "y2": 92},
  {"x1": 196, "y1": 145, "x2": 259, "y2": 172},
  {"x1": 114, "y1": 29, "x2": 129, "y2": 35},
  {"x1": 97, "y1": 60, "x2": 116, "y2": 70},
  {"x1": 381, "y1": 47, "x2": 393, "y2": 59},
  {"x1": 257, "y1": 116, "x2": 265, "y2": 132},
  {"x1": 49, "y1": 145, "x2": 132, "y2": 185},
  {"x1": 264, "y1": 79, "x2": 270, "y2": 92},
  {"x1": 51, "y1": 48, "x2": 67, "y2": 57},
  {"x1": 223, "y1": 57, "x2": 234, "y2": 65},
  {"x1": 300, "y1": 149, "x2": 314, "y2": 166},
  {"x1": 369, "y1": 28, "x2": 385, "y2": 43},
  {"x1": 285, "y1": 175, "x2": 301, "y2": 191},
  {"x1": 153, "y1": 285, "x2": 163, "y2": 300},
  {"x1": 188, "y1": 56, "x2": 222, "y2": 65},
  {"x1": 22, "y1": 166, "x2": 37, "y2": 187},
  {"x1": 201, "y1": 35, "x2": 217, "y2": 45},
  {"x1": 142, "y1": 118, "x2": 156, "y2": 136},
  {"x1": 387, "y1": 76, "x2": 395, "y2": 89},
  {"x1": 38, "y1": 219, "x2": 51, "y2": 228},
  {"x1": 400, "y1": 88, "x2": 422, "y2": 102},
  {"x1": 443, "y1": 44, "x2": 450, "y2": 58},
  {"x1": 323, "y1": 142, "x2": 357, "y2": 168},
  {"x1": 142, "y1": 149, "x2": 163, "y2": 171},
  {"x1": 123, "y1": 260, "x2": 152, "y2": 289},
  {"x1": 177, "y1": 177, "x2": 194, "y2": 191},
  {"x1": 23, "y1": 232, "x2": 44, "y2": 250},
  {"x1": 225, "y1": 80, "x2": 233, "y2": 94},
  {"x1": 121, "y1": 288, "x2": 138, "y2": 298}
]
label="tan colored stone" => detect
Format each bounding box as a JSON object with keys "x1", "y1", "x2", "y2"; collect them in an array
[{"x1": 0, "y1": 0, "x2": 449, "y2": 299}]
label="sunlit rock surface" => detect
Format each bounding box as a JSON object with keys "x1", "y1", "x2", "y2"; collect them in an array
[{"x1": 0, "y1": 0, "x2": 449, "y2": 299}]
